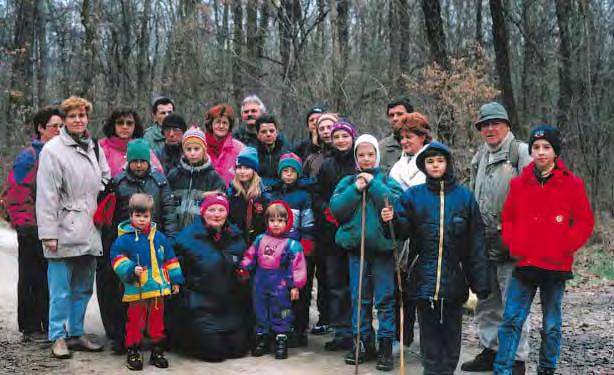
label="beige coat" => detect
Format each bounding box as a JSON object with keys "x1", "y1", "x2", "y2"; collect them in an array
[{"x1": 36, "y1": 128, "x2": 111, "y2": 258}]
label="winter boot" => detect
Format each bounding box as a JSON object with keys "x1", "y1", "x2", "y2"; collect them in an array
[
  {"x1": 376, "y1": 338, "x2": 394, "y2": 371},
  {"x1": 275, "y1": 333, "x2": 288, "y2": 360},
  {"x1": 461, "y1": 347, "x2": 497, "y2": 371},
  {"x1": 149, "y1": 346, "x2": 169, "y2": 368},
  {"x1": 344, "y1": 337, "x2": 376, "y2": 365},
  {"x1": 512, "y1": 360, "x2": 526, "y2": 375},
  {"x1": 126, "y1": 347, "x2": 143, "y2": 371},
  {"x1": 252, "y1": 334, "x2": 270, "y2": 357}
]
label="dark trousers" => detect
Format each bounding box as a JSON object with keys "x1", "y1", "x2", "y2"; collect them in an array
[
  {"x1": 325, "y1": 251, "x2": 352, "y2": 339},
  {"x1": 417, "y1": 299, "x2": 463, "y2": 375},
  {"x1": 17, "y1": 232, "x2": 49, "y2": 334},
  {"x1": 292, "y1": 253, "x2": 330, "y2": 333},
  {"x1": 396, "y1": 271, "x2": 417, "y2": 345}
]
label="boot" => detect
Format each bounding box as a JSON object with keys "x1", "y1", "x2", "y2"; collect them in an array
[
  {"x1": 288, "y1": 331, "x2": 308, "y2": 348},
  {"x1": 376, "y1": 338, "x2": 394, "y2": 372},
  {"x1": 324, "y1": 336, "x2": 353, "y2": 351},
  {"x1": 252, "y1": 334, "x2": 270, "y2": 357},
  {"x1": 513, "y1": 360, "x2": 526, "y2": 375},
  {"x1": 126, "y1": 347, "x2": 143, "y2": 371},
  {"x1": 537, "y1": 369, "x2": 555, "y2": 375},
  {"x1": 149, "y1": 346, "x2": 169, "y2": 368},
  {"x1": 275, "y1": 333, "x2": 288, "y2": 360},
  {"x1": 461, "y1": 347, "x2": 496, "y2": 371},
  {"x1": 344, "y1": 337, "x2": 376, "y2": 365},
  {"x1": 311, "y1": 320, "x2": 332, "y2": 336}
]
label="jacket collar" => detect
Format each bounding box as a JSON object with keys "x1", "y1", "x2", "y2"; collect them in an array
[
  {"x1": 179, "y1": 155, "x2": 213, "y2": 172},
  {"x1": 520, "y1": 158, "x2": 571, "y2": 185}
]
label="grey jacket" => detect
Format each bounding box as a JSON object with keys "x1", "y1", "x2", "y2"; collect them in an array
[
  {"x1": 378, "y1": 134, "x2": 402, "y2": 175},
  {"x1": 36, "y1": 128, "x2": 111, "y2": 258},
  {"x1": 470, "y1": 132, "x2": 531, "y2": 261}
]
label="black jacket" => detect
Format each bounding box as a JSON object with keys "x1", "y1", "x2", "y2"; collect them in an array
[
  {"x1": 226, "y1": 183, "x2": 271, "y2": 245},
  {"x1": 155, "y1": 143, "x2": 182, "y2": 176},
  {"x1": 257, "y1": 137, "x2": 290, "y2": 187}
]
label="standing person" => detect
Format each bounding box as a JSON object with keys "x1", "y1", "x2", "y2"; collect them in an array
[
  {"x1": 379, "y1": 98, "x2": 414, "y2": 174},
  {"x1": 493, "y1": 125, "x2": 594, "y2": 375},
  {"x1": 254, "y1": 114, "x2": 290, "y2": 187},
  {"x1": 170, "y1": 194, "x2": 251, "y2": 361},
  {"x1": 316, "y1": 119, "x2": 358, "y2": 351},
  {"x1": 167, "y1": 126, "x2": 225, "y2": 231},
  {"x1": 203, "y1": 103, "x2": 245, "y2": 186},
  {"x1": 36, "y1": 96, "x2": 110, "y2": 358},
  {"x1": 234, "y1": 95, "x2": 267, "y2": 148},
  {"x1": 330, "y1": 134, "x2": 403, "y2": 371},
  {"x1": 462, "y1": 102, "x2": 533, "y2": 374},
  {"x1": 110, "y1": 194, "x2": 184, "y2": 370},
  {"x1": 156, "y1": 113, "x2": 187, "y2": 174},
  {"x1": 4, "y1": 106, "x2": 63, "y2": 342},
  {"x1": 144, "y1": 96, "x2": 174, "y2": 156},
  {"x1": 382, "y1": 141, "x2": 490, "y2": 375},
  {"x1": 302, "y1": 113, "x2": 338, "y2": 179},
  {"x1": 99, "y1": 108, "x2": 163, "y2": 177},
  {"x1": 237, "y1": 201, "x2": 307, "y2": 360},
  {"x1": 293, "y1": 105, "x2": 326, "y2": 160},
  {"x1": 227, "y1": 147, "x2": 271, "y2": 245}
]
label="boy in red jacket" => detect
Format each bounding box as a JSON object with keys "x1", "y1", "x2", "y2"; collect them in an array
[{"x1": 493, "y1": 125, "x2": 594, "y2": 375}]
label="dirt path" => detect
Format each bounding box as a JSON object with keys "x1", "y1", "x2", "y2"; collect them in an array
[{"x1": 0, "y1": 226, "x2": 612, "y2": 374}]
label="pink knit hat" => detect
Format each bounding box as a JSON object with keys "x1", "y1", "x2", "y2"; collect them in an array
[{"x1": 199, "y1": 193, "x2": 229, "y2": 215}]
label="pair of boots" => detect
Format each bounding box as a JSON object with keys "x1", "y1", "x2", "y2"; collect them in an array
[
  {"x1": 344, "y1": 337, "x2": 394, "y2": 371},
  {"x1": 462, "y1": 348, "x2": 526, "y2": 374},
  {"x1": 126, "y1": 346, "x2": 168, "y2": 371},
  {"x1": 252, "y1": 333, "x2": 288, "y2": 360}
]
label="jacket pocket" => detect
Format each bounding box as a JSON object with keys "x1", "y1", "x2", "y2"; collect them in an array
[
  {"x1": 452, "y1": 215, "x2": 467, "y2": 237},
  {"x1": 58, "y1": 208, "x2": 90, "y2": 249}
]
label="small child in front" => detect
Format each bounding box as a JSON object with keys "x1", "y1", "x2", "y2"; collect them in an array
[
  {"x1": 237, "y1": 200, "x2": 307, "y2": 360},
  {"x1": 110, "y1": 193, "x2": 184, "y2": 371}
]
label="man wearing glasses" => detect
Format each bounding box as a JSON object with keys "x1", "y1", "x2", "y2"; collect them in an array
[{"x1": 156, "y1": 113, "x2": 187, "y2": 174}]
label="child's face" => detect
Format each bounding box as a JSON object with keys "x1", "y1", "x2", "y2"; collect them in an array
[
  {"x1": 531, "y1": 139, "x2": 556, "y2": 171},
  {"x1": 184, "y1": 143, "x2": 206, "y2": 165},
  {"x1": 280, "y1": 167, "x2": 298, "y2": 185},
  {"x1": 235, "y1": 165, "x2": 255, "y2": 183},
  {"x1": 333, "y1": 130, "x2": 352, "y2": 152},
  {"x1": 131, "y1": 211, "x2": 152, "y2": 230},
  {"x1": 129, "y1": 160, "x2": 149, "y2": 177},
  {"x1": 203, "y1": 204, "x2": 228, "y2": 229},
  {"x1": 424, "y1": 155, "x2": 447, "y2": 179},
  {"x1": 356, "y1": 143, "x2": 377, "y2": 170},
  {"x1": 268, "y1": 216, "x2": 288, "y2": 235}
]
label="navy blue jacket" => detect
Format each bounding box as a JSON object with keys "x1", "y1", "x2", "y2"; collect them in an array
[
  {"x1": 256, "y1": 137, "x2": 291, "y2": 188},
  {"x1": 269, "y1": 178, "x2": 316, "y2": 242},
  {"x1": 391, "y1": 142, "x2": 489, "y2": 305},
  {"x1": 226, "y1": 183, "x2": 271, "y2": 244}
]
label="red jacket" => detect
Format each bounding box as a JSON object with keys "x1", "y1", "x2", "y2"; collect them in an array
[{"x1": 502, "y1": 159, "x2": 594, "y2": 272}]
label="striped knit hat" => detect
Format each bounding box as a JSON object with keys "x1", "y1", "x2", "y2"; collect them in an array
[
  {"x1": 330, "y1": 118, "x2": 358, "y2": 140},
  {"x1": 278, "y1": 153, "x2": 303, "y2": 177},
  {"x1": 182, "y1": 126, "x2": 207, "y2": 149}
]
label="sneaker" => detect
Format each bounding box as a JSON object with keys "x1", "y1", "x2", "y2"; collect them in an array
[
  {"x1": 67, "y1": 335, "x2": 104, "y2": 352},
  {"x1": 126, "y1": 347, "x2": 143, "y2": 371},
  {"x1": 324, "y1": 337, "x2": 354, "y2": 351},
  {"x1": 513, "y1": 360, "x2": 526, "y2": 375},
  {"x1": 310, "y1": 321, "x2": 333, "y2": 336},
  {"x1": 376, "y1": 338, "x2": 394, "y2": 371},
  {"x1": 149, "y1": 346, "x2": 169, "y2": 368},
  {"x1": 288, "y1": 331, "x2": 308, "y2": 348},
  {"x1": 252, "y1": 334, "x2": 270, "y2": 357},
  {"x1": 344, "y1": 337, "x2": 376, "y2": 365},
  {"x1": 275, "y1": 334, "x2": 288, "y2": 360},
  {"x1": 51, "y1": 338, "x2": 71, "y2": 359},
  {"x1": 460, "y1": 347, "x2": 496, "y2": 372}
]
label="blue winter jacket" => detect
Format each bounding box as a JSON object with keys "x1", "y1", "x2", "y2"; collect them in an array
[
  {"x1": 330, "y1": 168, "x2": 403, "y2": 254},
  {"x1": 269, "y1": 178, "x2": 316, "y2": 242}
]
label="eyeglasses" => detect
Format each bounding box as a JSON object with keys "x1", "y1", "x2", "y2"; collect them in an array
[
  {"x1": 163, "y1": 127, "x2": 184, "y2": 134},
  {"x1": 116, "y1": 120, "x2": 135, "y2": 126},
  {"x1": 478, "y1": 121, "x2": 505, "y2": 130}
]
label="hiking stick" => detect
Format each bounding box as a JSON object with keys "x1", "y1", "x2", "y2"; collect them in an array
[
  {"x1": 355, "y1": 189, "x2": 367, "y2": 375},
  {"x1": 136, "y1": 254, "x2": 144, "y2": 357},
  {"x1": 385, "y1": 196, "x2": 405, "y2": 374}
]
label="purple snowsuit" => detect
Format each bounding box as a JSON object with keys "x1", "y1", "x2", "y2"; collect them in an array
[{"x1": 241, "y1": 233, "x2": 307, "y2": 334}]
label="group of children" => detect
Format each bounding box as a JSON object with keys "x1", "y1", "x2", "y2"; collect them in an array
[{"x1": 107, "y1": 116, "x2": 593, "y2": 375}]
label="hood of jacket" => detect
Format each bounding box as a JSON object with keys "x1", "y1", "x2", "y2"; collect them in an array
[
  {"x1": 416, "y1": 141, "x2": 456, "y2": 191},
  {"x1": 354, "y1": 134, "x2": 381, "y2": 170}
]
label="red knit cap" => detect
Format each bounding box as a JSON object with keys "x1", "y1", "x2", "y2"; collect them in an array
[{"x1": 199, "y1": 193, "x2": 229, "y2": 215}]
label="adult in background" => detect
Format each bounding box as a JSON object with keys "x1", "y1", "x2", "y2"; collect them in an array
[
  {"x1": 254, "y1": 114, "x2": 290, "y2": 187},
  {"x1": 204, "y1": 103, "x2": 245, "y2": 186},
  {"x1": 234, "y1": 95, "x2": 267, "y2": 148},
  {"x1": 379, "y1": 98, "x2": 414, "y2": 174},
  {"x1": 156, "y1": 113, "x2": 187, "y2": 174},
  {"x1": 98, "y1": 108, "x2": 163, "y2": 177},
  {"x1": 144, "y1": 96, "x2": 174, "y2": 156},
  {"x1": 170, "y1": 194, "x2": 250, "y2": 361},
  {"x1": 5, "y1": 106, "x2": 63, "y2": 342},
  {"x1": 302, "y1": 112, "x2": 338, "y2": 179},
  {"x1": 461, "y1": 102, "x2": 532, "y2": 374},
  {"x1": 36, "y1": 96, "x2": 110, "y2": 358},
  {"x1": 293, "y1": 105, "x2": 326, "y2": 160}
]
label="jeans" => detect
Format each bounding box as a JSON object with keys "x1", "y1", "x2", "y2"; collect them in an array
[
  {"x1": 17, "y1": 232, "x2": 49, "y2": 333},
  {"x1": 348, "y1": 254, "x2": 395, "y2": 339},
  {"x1": 325, "y1": 252, "x2": 352, "y2": 339},
  {"x1": 494, "y1": 275, "x2": 565, "y2": 374},
  {"x1": 47, "y1": 256, "x2": 97, "y2": 341}
]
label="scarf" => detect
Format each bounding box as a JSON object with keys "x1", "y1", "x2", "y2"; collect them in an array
[{"x1": 205, "y1": 131, "x2": 227, "y2": 159}]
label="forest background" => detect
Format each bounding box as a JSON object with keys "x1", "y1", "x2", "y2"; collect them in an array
[{"x1": 0, "y1": 0, "x2": 612, "y2": 277}]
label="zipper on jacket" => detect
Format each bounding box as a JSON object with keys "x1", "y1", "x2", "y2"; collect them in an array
[{"x1": 434, "y1": 180, "x2": 445, "y2": 301}]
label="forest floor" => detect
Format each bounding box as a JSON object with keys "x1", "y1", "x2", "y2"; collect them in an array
[{"x1": 0, "y1": 225, "x2": 612, "y2": 374}]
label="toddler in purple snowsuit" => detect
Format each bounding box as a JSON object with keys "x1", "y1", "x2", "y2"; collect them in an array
[{"x1": 238, "y1": 200, "x2": 307, "y2": 359}]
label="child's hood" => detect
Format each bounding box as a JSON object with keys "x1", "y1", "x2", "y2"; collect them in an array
[
  {"x1": 353, "y1": 134, "x2": 381, "y2": 170},
  {"x1": 117, "y1": 219, "x2": 158, "y2": 238}
]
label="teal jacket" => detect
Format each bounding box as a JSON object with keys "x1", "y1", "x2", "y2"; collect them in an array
[{"x1": 330, "y1": 168, "x2": 403, "y2": 254}]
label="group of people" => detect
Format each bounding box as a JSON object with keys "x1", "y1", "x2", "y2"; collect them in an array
[{"x1": 2, "y1": 93, "x2": 594, "y2": 375}]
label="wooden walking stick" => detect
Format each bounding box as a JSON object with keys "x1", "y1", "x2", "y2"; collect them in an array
[
  {"x1": 136, "y1": 254, "x2": 144, "y2": 357},
  {"x1": 385, "y1": 195, "x2": 405, "y2": 374},
  {"x1": 354, "y1": 189, "x2": 367, "y2": 375}
]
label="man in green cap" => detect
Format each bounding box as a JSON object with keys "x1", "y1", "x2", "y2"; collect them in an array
[{"x1": 462, "y1": 102, "x2": 532, "y2": 374}]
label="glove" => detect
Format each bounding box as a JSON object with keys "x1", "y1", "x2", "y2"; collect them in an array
[
  {"x1": 324, "y1": 208, "x2": 339, "y2": 227},
  {"x1": 235, "y1": 268, "x2": 250, "y2": 282},
  {"x1": 476, "y1": 291, "x2": 490, "y2": 300},
  {"x1": 300, "y1": 239, "x2": 315, "y2": 256}
]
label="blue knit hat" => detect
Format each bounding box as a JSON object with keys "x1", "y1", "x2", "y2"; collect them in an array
[
  {"x1": 236, "y1": 147, "x2": 259, "y2": 172},
  {"x1": 278, "y1": 153, "x2": 303, "y2": 177},
  {"x1": 127, "y1": 138, "x2": 151, "y2": 163}
]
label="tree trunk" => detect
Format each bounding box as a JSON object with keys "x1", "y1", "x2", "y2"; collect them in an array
[
  {"x1": 330, "y1": 0, "x2": 349, "y2": 113},
  {"x1": 475, "y1": 0, "x2": 483, "y2": 46},
  {"x1": 80, "y1": 0, "x2": 98, "y2": 99},
  {"x1": 9, "y1": 0, "x2": 36, "y2": 109},
  {"x1": 398, "y1": 0, "x2": 410, "y2": 77},
  {"x1": 35, "y1": 0, "x2": 47, "y2": 107},
  {"x1": 231, "y1": 0, "x2": 244, "y2": 105},
  {"x1": 137, "y1": 0, "x2": 152, "y2": 108},
  {"x1": 555, "y1": 0, "x2": 573, "y2": 132},
  {"x1": 245, "y1": 0, "x2": 259, "y2": 92},
  {"x1": 489, "y1": 0, "x2": 518, "y2": 133},
  {"x1": 388, "y1": 0, "x2": 401, "y2": 90},
  {"x1": 420, "y1": 0, "x2": 448, "y2": 69}
]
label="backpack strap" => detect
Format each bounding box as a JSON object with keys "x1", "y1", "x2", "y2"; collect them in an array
[{"x1": 508, "y1": 139, "x2": 521, "y2": 174}]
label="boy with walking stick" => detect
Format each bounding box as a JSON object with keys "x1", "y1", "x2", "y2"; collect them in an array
[{"x1": 330, "y1": 134, "x2": 403, "y2": 371}]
